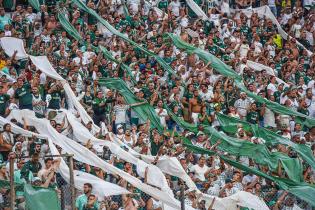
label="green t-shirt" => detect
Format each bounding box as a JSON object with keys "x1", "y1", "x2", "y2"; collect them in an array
[
  {"x1": 246, "y1": 111, "x2": 259, "y2": 124},
  {"x1": 92, "y1": 98, "x2": 106, "y2": 115},
  {"x1": 158, "y1": 0, "x2": 168, "y2": 9},
  {"x1": 76, "y1": 194, "x2": 100, "y2": 210},
  {"x1": 273, "y1": 91, "x2": 281, "y2": 103},
  {"x1": 0, "y1": 15, "x2": 11, "y2": 30},
  {"x1": 198, "y1": 113, "x2": 211, "y2": 125},
  {"x1": 0, "y1": 93, "x2": 10, "y2": 116},
  {"x1": 20, "y1": 161, "x2": 42, "y2": 182},
  {"x1": 151, "y1": 140, "x2": 163, "y2": 156},
  {"x1": 297, "y1": 107, "x2": 309, "y2": 116},
  {"x1": 83, "y1": 95, "x2": 93, "y2": 106},
  {"x1": 48, "y1": 91, "x2": 63, "y2": 109},
  {"x1": 15, "y1": 83, "x2": 33, "y2": 107},
  {"x1": 208, "y1": 45, "x2": 219, "y2": 55}
]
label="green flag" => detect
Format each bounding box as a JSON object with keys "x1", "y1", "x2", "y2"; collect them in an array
[{"x1": 24, "y1": 184, "x2": 61, "y2": 210}]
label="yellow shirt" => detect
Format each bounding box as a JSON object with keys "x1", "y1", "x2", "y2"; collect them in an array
[
  {"x1": 273, "y1": 34, "x2": 282, "y2": 49},
  {"x1": 0, "y1": 60, "x2": 6, "y2": 70}
]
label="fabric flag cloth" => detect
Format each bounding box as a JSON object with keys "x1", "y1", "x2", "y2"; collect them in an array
[
  {"x1": 61, "y1": 108, "x2": 199, "y2": 193},
  {"x1": 165, "y1": 33, "x2": 315, "y2": 127},
  {"x1": 60, "y1": 109, "x2": 174, "y2": 196},
  {"x1": 7, "y1": 109, "x2": 186, "y2": 209},
  {"x1": 216, "y1": 113, "x2": 315, "y2": 170},
  {"x1": 95, "y1": 77, "x2": 315, "y2": 208},
  {"x1": 57, "y1": 12, "x2": 83, "y2": 42},
  {"x1": 161, "y1": 101, "x2": 315, "y2": 206},
  {"x1": 97, "y1": 78, "x2": 304, "y2": 183},
  {"x1": 231, "y1": 6, "x2": 312, "y2": 56},
  {"x1": 246, "y1": 60, "x2": 289, "y2": 87},
  {"x1": 28, "y1": 0, "x2": 40, "y2": 11},
  {"x1": 0, "y1": 37, "x2": 99, "y2": 133},
  {"x1": 0, "y1": 36, "x2": 268, "y2": 210},
  {"x1": 182, "y1": 137, "x2": 315, "y2": 207},
  {"x1": 0, "y1": 116, "x2": 130, "y2": 198},
  {"x1": 99, "y1": 46, "x2": 137, "y2": 84},
  {"x1": 72, "y1": 0, "x2": 176, "y2": 77},
  {"x1": 164, "y1": 104, "x2": 303, "y2": 183},
  {"x1": 98, "y1": 78, "x2": 164, "y2": 132},
  {"x1": 24, "y1": 184, "x2": 61, "y2": 210},
  {"x1": 7, "y1": 109, "x2": 268, "y2": 210},
  {"x1": 185, "y1": 0, "x2": 208, "y2": 20},
  {"x1": 0, "y1": 37, "x2": 28, "y2": 59}
]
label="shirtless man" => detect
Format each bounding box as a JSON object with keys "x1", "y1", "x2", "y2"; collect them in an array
[{"x1": 189, "y1": 89, "x2": 203, "y2": 124}]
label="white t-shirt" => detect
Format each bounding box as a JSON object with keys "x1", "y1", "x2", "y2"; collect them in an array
[
  {"x1": 267, "y1": 83, "x2": 277, "y2": 94},
  {"x1": 155, "y1": 108, "x2": 168, "y2": 127},
  {"x1": 169, "y1": 1, "x2": 181, "y2": 16},
  {"x1": 114, "y1": 104, "x2": 130, "y2": 124},
  {"x1": 239, "y1": 44, "x2": 249, "y2": 58},
  {"x1": 190, "y1": 164, "x2": 209, "y2": 181},
  {"x1": 199, "y1": 90, "x2": 214, "y2": 101}
]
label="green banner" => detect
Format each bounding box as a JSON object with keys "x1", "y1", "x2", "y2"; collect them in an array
[
  {"x1": 165, "y1": 33, "x2": 315, "y2": 127},
  {"x1": 182, "y1": 138, "x2": 315, "y2": 207},
  {"x1": 98, "y1": 78, "x2": 305, "y2": 184},
  {"x1": 57, "y1": 12, "x2": 82, "y2": 42},
  {"x1": 28, "y1": 0, "x2": 40, "y2": 11},
  {"x1": 165, "y1": 105, "x2": 303, "y2": 182},
  {"x1": 99, "y1": 46, "x2": 136, "y2": 84},
  {"x1": 72, "y1": 0, "x2": 176, "y2": 76},
  {"x1": 216, "y1": 113, "x2": 315, "y2": 170},
  {"x1": 25, "y1": 184, "x2": 61, "y2": 210},
  {"x1": 98, "y1": 78, "x2": 164, "y2": 132},
  {"x1": 0, "y1": 180, "x2": 60, "y2": 210},
  {"x1": 0, "y1": 179, "x2": 24, "y2": 192}
]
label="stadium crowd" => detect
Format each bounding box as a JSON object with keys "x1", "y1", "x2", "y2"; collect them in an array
[{"x1": 0, "y1": 0, "x2": 314, "y2": 209}]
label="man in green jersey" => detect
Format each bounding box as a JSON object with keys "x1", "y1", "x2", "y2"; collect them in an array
[
  {"x1": 14, "y1": 77, "x2": 33, "y2": 110},
  {"x1": 76, "y1": 183, "x2": 99, "y2": 210},
  {"x1": 92, "y1": 91, "x2": 115, "y2": 126},
  {"x1": 0, "y1": 85, "x2": 10, "y2": 117}
]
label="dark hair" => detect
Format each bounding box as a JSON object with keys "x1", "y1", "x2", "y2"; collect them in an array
[
  {"x1": 88, "y1": 194, "x2": 96, "y2": 199},
  {"x1": 3, "y1": 123, "x2": 11, "y2": 130},
  {"x1": 32, "y1": 153, "x2": 39, "y2": 158},
  {"x1": 44, "y1": 158, "x2": 53, "y2": 163},
  {"x1": 84, "y1": 183, "x2": 92, "y2": 189}
]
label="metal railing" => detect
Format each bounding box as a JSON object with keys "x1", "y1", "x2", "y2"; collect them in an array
[{"x1": 5, "y1": 154, "x2": 75, "y2": 210}]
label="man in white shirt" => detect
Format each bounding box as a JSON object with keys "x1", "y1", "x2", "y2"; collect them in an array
[
  {"x1": 234, "y1": 92, "x2": 251, "y2": 119},
  {"x1": 199, "y1": 84, "x2": 214, "y2": 102},
  {"x1": 155, "y1": 100, "x2": 168, "y2": 127},
  {"x1": 190, "y1": 156, "x2": 211, "y2": 182},
  {"x1": 267, "y1": 76, "x2": 278, "y2": 95},
  {"x1": 168, "y1": 0, "x2": 181, "y2": 17}
]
